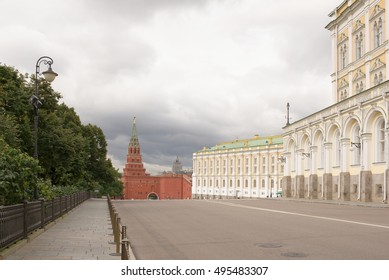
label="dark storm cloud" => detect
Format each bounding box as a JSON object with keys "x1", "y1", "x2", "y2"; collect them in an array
[{"x1": 0, "y1": 0, "x2": 342, "y2": 174}]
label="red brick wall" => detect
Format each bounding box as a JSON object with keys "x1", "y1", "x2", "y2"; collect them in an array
[{"x1": 122, "y1": 174, "x2": 192, "y2": 200}]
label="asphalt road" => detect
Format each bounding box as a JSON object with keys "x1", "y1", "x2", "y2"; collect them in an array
[{"x1": 112, "y1": 199, "x2": 389, "y2": 260}]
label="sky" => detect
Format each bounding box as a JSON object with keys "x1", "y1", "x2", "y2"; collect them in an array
[{"x1": 0, "y1": 0, "x2": 341, "y2": 175}]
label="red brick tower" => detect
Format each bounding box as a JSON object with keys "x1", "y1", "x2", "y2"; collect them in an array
[
  {"x1": 121, "y1": 117, "x2": 192, "y2": 200},
  {"x1": 122, "y1": 117, "x2": 147, "y2": 177}
]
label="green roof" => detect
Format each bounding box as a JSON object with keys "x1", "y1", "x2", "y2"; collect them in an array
[{"x1": 196, "y1": 135, "x2": 283, "y2": 153}]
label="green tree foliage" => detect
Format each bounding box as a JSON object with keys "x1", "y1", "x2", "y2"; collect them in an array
[
  {"x1": 0, "y1": 64, "x2": 122, "y2": 205},
  {"x1": 0, "y1": 138, "x2": 40, "y2": 204}
]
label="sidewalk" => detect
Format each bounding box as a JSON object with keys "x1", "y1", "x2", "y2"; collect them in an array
[
  {"x1": 279, "y1": 197, "x2": 389, "y2": 208},
  {"x1": 2, "y1": 198, "x2": 120, "y2": 260}
]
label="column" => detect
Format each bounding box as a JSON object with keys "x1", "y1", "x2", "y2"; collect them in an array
[
  {"x1": 360, "y1": 133, "x2": 372, "y2": 202},
  {"x1": 323, "y1": 143, "x2": 333, "y2": 200},
  {"x1": 340, "y1": 138, "x2": 351, "y2": 201}
]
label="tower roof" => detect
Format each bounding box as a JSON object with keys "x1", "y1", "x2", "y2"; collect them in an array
[{"x1": 129, "y1": 117, "x2": 140, "y2": 148}]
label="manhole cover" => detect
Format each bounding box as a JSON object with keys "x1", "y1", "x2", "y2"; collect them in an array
[
  {"x1": 256, "y1": 243, "x2": 283, "y2": 249},
  {"x1": 281, "y1": 252, "x2": 308, "y2": 258}
]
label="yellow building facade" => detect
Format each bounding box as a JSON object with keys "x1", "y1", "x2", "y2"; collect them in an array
[
  {"x1": 192, "y1": 136, "x2": 283, "y2": 199},
  {"x1": 282, "y1": 0, "x2": 389, "y2": 203}
]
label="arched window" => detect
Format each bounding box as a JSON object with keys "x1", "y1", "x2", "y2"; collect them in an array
[
  {"x1": 333, "y1": 130, "x2": 341, "y2": 167},
  {"x1": 317, "y1": 133, "x2": 324, "y2": 169},
  {"x1": 356, "y1": 83, "x2": 360, "y2": 93},
  {"x1": 290, "y1": 142, "x2": 296, "y2": 171},
  {"x1": 262, "y1": 179, "x2": 265, "y2": 188},
  {"x1": 253, "y1": 179, "x2": 257, "y2": 188},
  {"x1": 376, "y1": 118, "x2": 385, "y2": 162},
  {"x1": 360, "y1": 81, "x2": 363, "y2": 92},
  {"x1": 351, "y1": 125, "x2": 361, "y2": 165}
]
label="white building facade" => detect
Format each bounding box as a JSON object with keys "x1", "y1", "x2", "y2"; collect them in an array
[
  {"x1": 192, "y1": 136, "x2": 283, "y2": 199},
  {"x1": 282, "y1": 0, "x2": 389, "y2": 204}
]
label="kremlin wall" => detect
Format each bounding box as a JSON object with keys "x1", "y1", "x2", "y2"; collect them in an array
[{"x1": 121, "y1": 118, "x2": 192, "y2": 200}]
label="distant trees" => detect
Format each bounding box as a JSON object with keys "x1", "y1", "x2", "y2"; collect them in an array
[{"x1": 0, "y1": 64, "x2": 122, "y2": 205}]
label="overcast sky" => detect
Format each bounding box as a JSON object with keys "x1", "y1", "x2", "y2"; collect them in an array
[{"x1": 0, "y1": 0, "x2": 341, "y2": 174}]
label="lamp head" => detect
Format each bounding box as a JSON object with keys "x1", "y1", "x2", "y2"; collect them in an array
[{"x1": 42, "y1": 65, "x2": 58, "y2": 82}]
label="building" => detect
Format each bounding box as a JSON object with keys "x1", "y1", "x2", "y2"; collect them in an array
[
  {"x1": 172, "y1": 156, "x2": 183, "y2": 174},
  {"x1": 121, "y1": 118, "x2": 192, "y2": 200},
  {"x1": 282, "y1": 0, "x2": 389, "y2": 203},
  {"x1": 192, "y1": 135, "x2": 284, "y2": 199}
]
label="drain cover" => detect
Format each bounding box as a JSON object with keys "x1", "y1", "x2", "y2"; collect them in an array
[
  {"x1": 281, "y1": 252, "x2": 308, "y2": 258},
  {"x1": 256, "y1": 243, "x2": 283, "y2": 249}
]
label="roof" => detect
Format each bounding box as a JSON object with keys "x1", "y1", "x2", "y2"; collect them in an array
[{"x1": 195, "y1": 135, "x2": 283, "y2": 154}]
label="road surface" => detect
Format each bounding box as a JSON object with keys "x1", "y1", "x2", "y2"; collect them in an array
[{"x1": 112, "y1": 199, "x2": 389, "y2": 260}]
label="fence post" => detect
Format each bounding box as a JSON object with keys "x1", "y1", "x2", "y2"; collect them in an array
[
  {"x1": 40, "y1": 199, "x2": 45, "y2": 228},
  {"x1": 113, "y1": 212, "x2": 117, "y2": 238},
  {"x1": 51, "y1": 198, "x2": 54, "y2": 222},
  {"x1": 121, "y1": 225, "x2": 129, "y2": 260},
  {"x1": 116, "y1": 217, "x2": 121, "y2": 254},
  {"x1": 59, "y1": 196, "x2": 62, "y2": 217},
  {"x1": 23, "y1": 200, "x2": 28, "y2": 239}
]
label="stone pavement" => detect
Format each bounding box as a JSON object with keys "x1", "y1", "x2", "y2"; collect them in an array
[{"x1": 2, "y1": 198, "x2": 120, "y2": 260}]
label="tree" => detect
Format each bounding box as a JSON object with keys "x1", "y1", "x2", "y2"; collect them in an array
[
  {"x1": 0, "y1": 63, "x2": 123, "y2": 202},
  {"x1": 0, "y1": 137, "x2": 40, "y2": 205}
]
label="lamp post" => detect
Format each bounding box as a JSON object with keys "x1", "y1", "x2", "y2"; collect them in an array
[{"x1": 31, "y1": 56, "x2": 58, "y2": 200}]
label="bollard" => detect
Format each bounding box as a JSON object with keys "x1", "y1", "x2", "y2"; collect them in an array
[
  {"x1": 121, "y1": 226, "x2": 129, "y2": 260},
  {"x1": 113, "y1": 212, "x2": 118, "y2": 242},
  {"x1": 116, "y1": 217, "x2": 121, "y2": 254}
]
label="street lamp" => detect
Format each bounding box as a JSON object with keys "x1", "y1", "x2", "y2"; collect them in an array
[{"x1": 31, "y1": 56, "x2": 58, "y2": 200}]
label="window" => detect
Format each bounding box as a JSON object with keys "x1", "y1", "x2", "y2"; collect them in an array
[
  {"x1": 341, "y1": 44, "x2": 347, "y2": 69},
  {"x1": 376, "y1": 118, "x2": 385, "y2": 162},
  {"x1": 355, "y1": 33, "x2": 363, "y2": 60},
  {"x1": 374, "y1": 18, "x2": 383, "y2": 48},
  {"x1": 379, "y1": 72, "x2": 383, "y2": 84},
  {"x1": 351, "y1": 125, "x2": 361, "y2": 165},
  {"x1": 333, "y1": 130, "x2": 341, "y2": 167},
  {"x1": 317, "y1": 134, "x2": 324, "y2": 169},
  {"x1": 262, "y1": 156, "x2": 266, "y2": 173}
]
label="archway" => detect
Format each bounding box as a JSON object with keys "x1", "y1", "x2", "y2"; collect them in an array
[{"x1": 147, "y1": 192, "x2": 159, "y2": 200}]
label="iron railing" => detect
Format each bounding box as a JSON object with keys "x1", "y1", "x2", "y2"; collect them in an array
[
  {"x1": 107, "y1": 195, "x2": 133, "y2": 260},
  {"x1": 0, "y1": 192, "x2": 90, "y2": 250}
]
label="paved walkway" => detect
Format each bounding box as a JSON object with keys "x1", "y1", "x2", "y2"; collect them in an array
[{"x1": 3, "y1": 198, "x2": 120, "y2": 260}]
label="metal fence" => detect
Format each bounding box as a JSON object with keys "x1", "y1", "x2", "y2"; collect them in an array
[
  {"x1": 0, "y1": 192, "x2": 90, "y2": 250},
  {"x1": 107, "y1": 195, "x2": 132, "y2": 260}
]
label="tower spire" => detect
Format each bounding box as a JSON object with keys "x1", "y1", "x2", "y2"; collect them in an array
[{"x1": 130, "y1": 117, "x2": 139, "y2": 148}]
